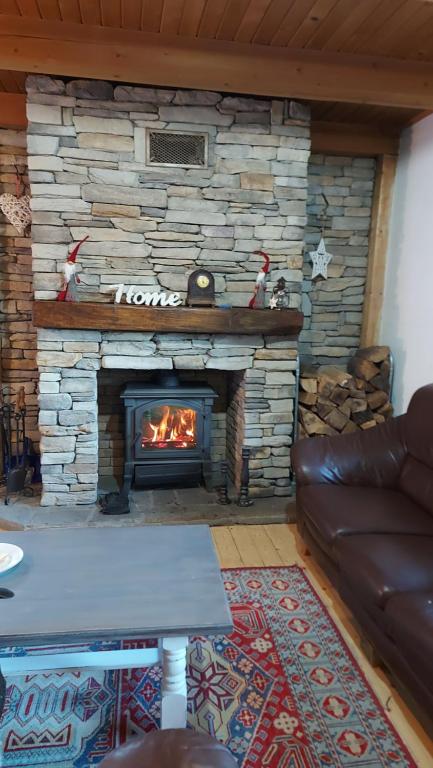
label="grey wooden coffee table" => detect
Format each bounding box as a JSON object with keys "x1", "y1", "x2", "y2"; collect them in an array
[{"x1": 0, "y1": 525, "x2": 232, "y2": 728}]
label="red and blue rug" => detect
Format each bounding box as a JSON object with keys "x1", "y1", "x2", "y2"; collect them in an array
[{"x1": 0, "y1": 566, "x2": 415, "y2": 767}]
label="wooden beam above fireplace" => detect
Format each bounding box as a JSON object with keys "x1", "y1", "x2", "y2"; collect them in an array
[{"x1": 33, "y1": 302, "x2": 303, "y2": 338}]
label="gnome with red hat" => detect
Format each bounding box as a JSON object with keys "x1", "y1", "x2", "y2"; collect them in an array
[
  {"x1": 57, "y1": 235, "x2": 89, "y2": 302},
  {"x1": 248, "y1": 250, "x2": 271, "y2": 309}
]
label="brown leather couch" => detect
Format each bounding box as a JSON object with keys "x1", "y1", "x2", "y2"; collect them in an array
[{"x1": 291, "y1": 382, "x2": 433, "y2": 736}]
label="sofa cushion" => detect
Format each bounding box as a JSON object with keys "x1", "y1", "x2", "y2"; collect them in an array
[
  {"x1": 298, "y1": 485, "x2": 433, "y2": 559},
  {"x1": 335, "y1": 534, "x2": 433, "y2": 609},
  {"x1": 405, "y1": 383, "x2": 433, "y2": 470},
  {"x1": 385, "y1": 592, "x2": 433, "y2": 688},
  {"x1": 398, "y1": 455, "x2": 433, "y2": 517}
]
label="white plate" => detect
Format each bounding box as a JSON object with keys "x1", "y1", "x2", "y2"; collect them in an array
[{"x1": 0, "y1": 543, "x2": 23, "y2": 574}]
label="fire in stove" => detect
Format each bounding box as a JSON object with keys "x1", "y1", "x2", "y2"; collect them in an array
[{"x1": 141, "y1": 405, "x2": 197, "y2": 449}]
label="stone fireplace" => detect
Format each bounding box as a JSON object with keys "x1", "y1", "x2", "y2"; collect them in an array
[{"x1": 26, "y1": 75, "x2": 310, "y2": 506}]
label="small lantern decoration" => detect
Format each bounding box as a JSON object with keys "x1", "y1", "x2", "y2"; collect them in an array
[{"x1": 269, "y1": 277, "x2": 290, "y2": 309}]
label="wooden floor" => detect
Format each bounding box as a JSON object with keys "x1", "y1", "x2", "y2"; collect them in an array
[{"x1": 212, "y1": 523, "x2": 433, "y2": 768}]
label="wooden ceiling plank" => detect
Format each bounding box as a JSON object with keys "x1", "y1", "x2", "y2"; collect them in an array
[
  {"x1": 15, "y1": 0, "x2": 42, "y2": 16},
  {"x1": 253, "y1": 0, "x2": 297, "y2": 45},
  {"x1": 141, "y1": 0, "x2": 163, "y2": 32},
  {"x1": 216, "y1": 0, "x2": 251, "y2": 41},
  {"x1": 234, "y1": 0, "x2": 273, "y2": 43},
  {"x1": 0, "y1": 91, "x2": 27, "y2": 127},
  {"x1": 7, "y1": 69, "x2": 26, "y2": 91},
  {"x1": 178, "y1": 0, "x2": 206, "y2": 36},
  {"x1": 78, "y1": 0, "x2": 101, "y2": 25},
  {"x1": 0, "y1": 68, "x2": 22, "y2": 92},
  {"x1": 409, "y1": 25, "x2": 433, "y2": 62},
  {"x1": 345, "y1": 0, "x2": 418, "y2": 55},
  {"x1": 309, "y1": 100, "x2": 337, "y2": 120},
  {"x1": 282, "y1": 0, "x2": 339, "y2": 49},
  {"x1": 320, "y1": 0, "x2": 378, "y2": 51},
  {"x1": 270, "y1": 0, "x2": 312, "y2": 47},
  {"x1": 305, "y1": 0, "x2": 354, "y2": 49},
  {"x1": 58, "y1": 0, "x2": 82, "y2": 23},
  {"x1": 120, "y1": 0, "x2": 142, "y2": 29},
  {"x1": 364, "y1": 3, "x2": 432, "y2": 57},
  {"x1": 4, "y1": 14, "x2": 433, "y2": 109},
  {"x1": 100, "y1": 0, "x2": 121, "y2": 27},
  {"x1": 160, "y1": 0, "x2": 185, "y2": 35},
  {"x1": 311, "y1": 120, "x2": 399, "y2": 156},
  {"x1": 36, "y1": 0, "x2": 62, "y2": 20},
  {"x1": 389, "y1": 7, "x2": 433, "y2": 60},
  {"x1": 197, "y1": 0, "x2": 229, "y2": 39}
]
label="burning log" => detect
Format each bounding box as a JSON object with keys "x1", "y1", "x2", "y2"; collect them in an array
[{"x1": 298, "y1": 346, "x2": 393, "y2": 440}]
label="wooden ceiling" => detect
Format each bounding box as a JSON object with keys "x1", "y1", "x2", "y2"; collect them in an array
[
  {"x1": 0, "y1": 0, "x2": 433, "y2": 59},
  {"x1": 1, "y1": 0, "x2": 432, "y2": 154}
]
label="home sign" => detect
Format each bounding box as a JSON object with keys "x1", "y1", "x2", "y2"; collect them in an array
[{"x1": 106, "y1": 283, "x2": 182, "y2": 307}]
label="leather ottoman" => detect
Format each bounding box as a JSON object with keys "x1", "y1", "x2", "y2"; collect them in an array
[{"x1": 100, "y1": 729, "x2": 237, "y2": 767}]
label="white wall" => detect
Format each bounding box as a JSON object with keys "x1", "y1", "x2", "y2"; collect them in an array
[{"x1": 380, "y1": 114, "x2": 433, "y2": 414}]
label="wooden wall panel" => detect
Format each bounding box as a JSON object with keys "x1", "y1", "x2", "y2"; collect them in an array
[{"x1": 361, "y1": 155, "x2": 398, "y2": 346}]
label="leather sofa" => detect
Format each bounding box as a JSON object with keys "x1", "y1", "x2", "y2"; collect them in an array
[
  {"x1": 100, "y1": 729, "x2": 237, "y2": 767},
  {"x1": 291, "y1": 383, "x2": 433, "y2": 736}
]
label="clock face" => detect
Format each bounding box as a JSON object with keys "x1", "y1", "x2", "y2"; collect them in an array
[{"x1": 196, "y1": 274, "x2": 210, "y2": 289}]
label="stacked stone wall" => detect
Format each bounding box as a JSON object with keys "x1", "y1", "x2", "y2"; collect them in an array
[
  {"x1": 301, "y1": 154, "x2": 376, "y2": 364},
  {"x1": 26, "y1": 76, "x2": 309, "y2": 309},
  {"x1": 26, "y1": 75, "x2": 310, "y2": 504}
]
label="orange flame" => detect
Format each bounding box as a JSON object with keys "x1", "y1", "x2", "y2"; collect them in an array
[{"x1": 142, "y1": 405, "x2": 196, "y2": 449}]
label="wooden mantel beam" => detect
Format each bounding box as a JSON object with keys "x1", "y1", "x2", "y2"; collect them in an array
[
  {"x1": 32, "y1": 302, "x2": 304, "y2": 337},
  {"x1": 2, "y1": 15, "x2": 433, "y2": 110}
]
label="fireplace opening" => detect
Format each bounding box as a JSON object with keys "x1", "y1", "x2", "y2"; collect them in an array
[
  {"x1": 141, "y1": 404, "x2": 197, "y2": 450},
  {"x1": 121, "y1": 372, "x2": 218, "y2": 491},
  {"x1": 97, "y1": 368, "x2": 245, "y2": 496}
]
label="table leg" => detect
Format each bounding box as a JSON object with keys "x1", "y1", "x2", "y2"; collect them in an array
[
  {"x1": 0, "y1": 667, "x2": 6, "y2": 719},
  {"x1": 160, "y1": 636, "x2": 188, "y2": 729}
]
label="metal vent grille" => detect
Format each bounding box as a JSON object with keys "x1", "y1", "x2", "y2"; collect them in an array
[{"x1": 147, "y1": 130, "x2": 208, "y2": 168}]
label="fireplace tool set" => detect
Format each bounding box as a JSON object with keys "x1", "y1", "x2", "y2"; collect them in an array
[
  {"x1": 216, "y1": 448, "x2": 253, "y2": 507},
  {"x1": 0, "y1": 388, "x2": 35, "y2": 505}
]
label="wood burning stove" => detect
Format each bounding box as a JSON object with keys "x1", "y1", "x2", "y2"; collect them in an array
[{"x1": 121, "y1": 373, "x2": 218, "y2": 491}]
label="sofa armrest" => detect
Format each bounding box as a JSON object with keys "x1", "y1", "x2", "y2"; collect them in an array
[{"x1": 291, "y1": 414, "x2": 407, "y2": 488}]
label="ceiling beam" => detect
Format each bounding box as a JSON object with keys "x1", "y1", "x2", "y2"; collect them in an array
[
  {"x1": 311, "y1": 121, "x2": 399, "y2": 157},
  {"x1": 2, "y1": 15, "x2": 433, "y2": 109},
  {"x1": 0, "y1": 92, "x2": 27, "y2": 128}
]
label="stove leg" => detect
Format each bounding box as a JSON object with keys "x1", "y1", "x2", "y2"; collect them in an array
[{"x1": 161, "y1": 636, "x2": 188, "y2": 729}]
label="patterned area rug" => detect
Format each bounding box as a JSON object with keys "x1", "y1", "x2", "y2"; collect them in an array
[{"x1": 0, "y1": 566, "x2": 415, "y2": 767}]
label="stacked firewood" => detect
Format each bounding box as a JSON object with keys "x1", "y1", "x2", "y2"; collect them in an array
[{"x1": 298, "y1": 346, "x2": 392, "y2": 438}]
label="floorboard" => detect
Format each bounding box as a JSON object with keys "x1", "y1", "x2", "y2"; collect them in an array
[{"x1": 212, "y1": 522, "x2": 433, "y2": 768}]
